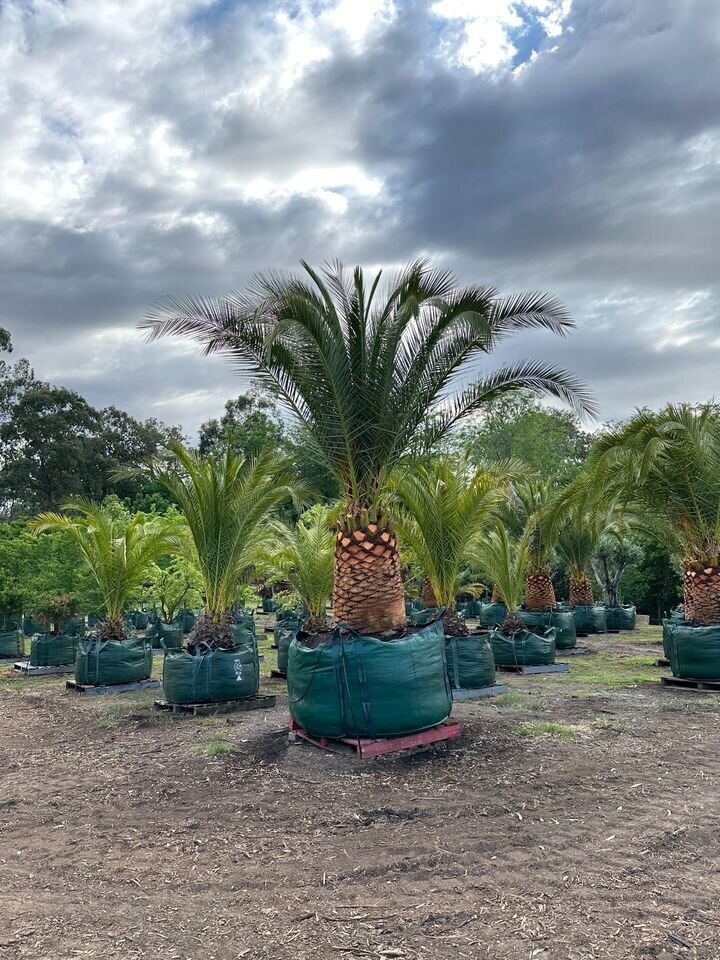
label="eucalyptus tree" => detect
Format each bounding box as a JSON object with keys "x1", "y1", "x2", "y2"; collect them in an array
[{"x1": 142, "y1": 259, "x2": 594, "y2": 633}]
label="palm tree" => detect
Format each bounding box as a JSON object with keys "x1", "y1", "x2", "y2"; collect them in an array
[
  {"x1": 147, "y1": 442, "x2": 298, "y2": 648},
  {"x1": 473, "y1": 523, "x2": 531, "y2": 632},
  {"x1": 554, "y1": 505, "x2": 606, "y2": 605},
  {"x1": 31, "y1": 501, "x2": 180, "y2": 642},
  {"x1": 585, "y1": 404, "x2": 720, "y2": 624},
  {"x1": 499, "y1": 478, "x2": 559, "y2": 610},
  {"x1": 141, "y1": 259, "x2": 595, "y2": 634},
  {"x1": 256, "y1": 504, "x2": 335, "y2": 631},
  {"x1": 392, "y1": 456, "x2": 508, "y2": 635}
]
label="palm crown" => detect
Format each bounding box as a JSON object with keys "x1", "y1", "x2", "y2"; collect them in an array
[
  {"x1": 31, "y1": 500, "x2": 181, "y2": 635},
  {"x1": 142, "y1": 260, "x2": 595, "y2": 511},
  {"x1": 474, "y1": 522, "x2": 531, "y2": 616},
  {"x1": 148, "y1": 442, "x2": 298, "y2": 637}
]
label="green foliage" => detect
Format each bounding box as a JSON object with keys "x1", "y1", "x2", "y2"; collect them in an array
[
  {"x1": 585, "y1": 404, "x2": 720, "y2": 563},
  {"x1": 591, "y1": 536, "x2": 643, "y2": 607},
  {"x1": 148, "y1": 443, "x2": 298, "y2": 619},
  {"x1": 474, "y1": 522, "x2": 531, "y2": 614},
  {"x1": 143, "y1": 259, "x2": 594, "y2": 512},
  {"x1": 32, "y1": 593, "x2": 80, "y2": 632},
  {"x1": 199, "y1": 390, "x2": 286, "y2": 461},
  {"x1": 618, "y1": 538, "x2": 682, "y2": 619},
  {"x1": 31, "y1": 501, "x2": 182, "y2": 623},
  {"x1": 257, "y1": 505, "x2": 335, "y2": 619},
  {"x1": 144, "y1": 557, "x2": 203, "y2": 622},
  {"x1": 454, "y1": 392, "x2": 593, "y2": 482},
  {"x1": 392, "y1": 456, "x2": 507, "y2": 609}
]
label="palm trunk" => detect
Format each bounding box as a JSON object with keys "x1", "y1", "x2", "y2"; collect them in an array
[
  {"x1": 333, "y1": 522, "x2": 406, "y2": 633},
  {"x1": 525, "y1": 567, "x2": 556, "y2": 611},
  {"x1": 443, "y1": 604, "x2": 469, "y2": 637},
  {"x1": 569, "y1": 574, "x2": 594, "y2": 606},
  {"x1": 683, "y1": 561, "x2": 720, "y2": 625},
  {"x1": 422, "y1": 577, "x2": 438, "y2": 608},
  {"x1": 491, "y1": 585, "x2": 501, "y2": 604}
]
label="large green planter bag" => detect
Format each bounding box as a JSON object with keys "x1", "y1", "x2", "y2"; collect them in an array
[
  {"x1": 231, "y1": 621, "x2": 257, "y2": 652},
  {"x1": 446, "y1": 635, "x2": 495, "y2": 689},
  {"x1": 262, "y1": 597, "x2": 277, "y2": 613},
  {"x1": 667, "y1": 622, "x2": 720, "y2": 680},
  {"x1": 407, "y1": 606, "x2": 440, "y2": 626},
  {"x1": 30, "y1": 633, "x2": 75, "y2": 666},
  {"x1": 23, "y1": 617, "x2": 41, "y2": 637},
  {"x1": 490, "y1": 627, "x2": 556, "y2": 666},
  {"x1": 162, "y1": 641, "x2": 259, "y2": 704},
  {"x1": 462, "y1": 600, "x2": 483, "y2": 618},
  {"x1": 275, "y1": 617, "x2": 303, "y2": 674},
  {"x1": 131, "y1": 611, "x2": 149, "y2": 630},
  {"x1": 518, "y1": 610, "x2": 576, "y2": 649},
  {"x1": 75, "y1": 636, "x2": 152, "y2": 686},
  {"x1": 572, "y1": 604, "x2": 607, "y2": 635},
  {"x1": 288, "y1": 620, "x2": 453, "y2": 739},
  {"x1": 480, "y1": 602, "x2": 507, "y2": 627},
  {"x1": 146, "y1": 622, "x2": 182, "y2": 650},
  {"x1": 605, "y1": 605, "x2": 637, "y2": 631},
  {"x1": 65, "y1": 618, "x2": 85, "y2": 638},
  {"x1": 276, "y1": 608, "x2": 302, "y2": 624},
  {"x1": 174, "y1": 611, "x2": 196, "y2": 634},
  {"x1": 0, "y1": 630, "x2": 23, "y2": 658},
  {"x1": 662, "y1": 615, "x2": 688, "y2": 658}
]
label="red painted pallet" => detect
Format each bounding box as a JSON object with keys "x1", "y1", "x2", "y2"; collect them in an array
[{"x1": 288, "y1": 718, "x2": 462, "y2": 758}]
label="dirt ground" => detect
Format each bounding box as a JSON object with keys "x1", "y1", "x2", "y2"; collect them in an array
[{"x1": 2, "y1": 623, "x2": 720, "y2": 960}]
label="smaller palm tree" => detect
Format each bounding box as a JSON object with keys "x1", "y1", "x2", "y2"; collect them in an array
[
  {"x1": 256, "y1": 504, "x2": 335, "y2": 631},
  {"x1": 392, "y1": 456, "x2": 509, "y2": 635},
  {"x1": 31, "y1": 501, "x2": 181, "y2": 642},
  {"x1": 474, "y1": 523, "x2": 531, "y2": 633},
  {"x1": 148, "y1": 442, "x2": 298, "y2": 649},
  {"x1": 498, "y1": 478, "x2": 559, "y2": 610}
]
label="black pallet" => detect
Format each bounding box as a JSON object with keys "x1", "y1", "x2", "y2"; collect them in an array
[
  {"x1": 154, "y1": 693, "x2": 276, "y2": 717},
  {"x1": 661, "y1": 676, "x2": 720, "y2": 692},
  {"x1": 270, "y1": 669, "x2": 287, "y2": 680},
  {"x1": 66, "y1": 678, "x2": 160, "y2": 696},
  {"x1": 655, "y1": 657, "x2": 671, "y2": 667},
  {"x1": 14, "y1": 661, "x2": 74, "y2": 676},
  {"x1": 496, "y1": 662, "x2": 569, "y2": 675},
  {"x1": 451, "y1": 683, "x2": 508, "y2": 701},
  {"x1": 557, "y1": 645, "x2": 591, "y2": 657}
]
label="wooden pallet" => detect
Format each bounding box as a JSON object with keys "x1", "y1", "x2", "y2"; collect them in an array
[
  {"x1": 289, "y1": 718, "x2": 462, "y2": 758},
  {"x1": 154, "y1": 693, "x2": 276, "y2": 717},
  {"x1": 451, "y1": 683, "x2": 508, "y2": 701},
  {"x1": 496, "y1": 662, "x2": 569, "y2": 675},
  {"x1": 655, "y1": 657, "x2": 671, "y2": 667},
  {"x1": 14, "y1": 661, "x2": 74, "y2": 676},
  {"x1": 557, "y1": 646, "x2": 591, "y2": 657},
  {"x1": 66, "y1": 678, "x2": 160, "y2": 696},
  {"x1": 660, "y1": 676, "x2": 720, "y2": 692},
  {"x1": 270, "y1": 669, "x2": 287, "y2": 680}
]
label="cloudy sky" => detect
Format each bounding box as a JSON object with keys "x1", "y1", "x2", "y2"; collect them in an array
[{"x1": 1, "y1": 0, "x2": 719, "y2": 437}]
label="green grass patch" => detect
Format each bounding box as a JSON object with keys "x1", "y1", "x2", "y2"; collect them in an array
[
  {"x1": 564, "y1": 653, "x2": 658, "y2": 688},
  {"x1": 493, "y1": 692, "x2": 527, "y2": 708},
  {"x1": 96, "y1": 698, "x2": 153, "y2": 728},
  {"x1": 515, "y1": 720, "x2": 577, "y2": 740},
  {"x1": 195, "y1": 735, "x2": 236, "y2": 757}
]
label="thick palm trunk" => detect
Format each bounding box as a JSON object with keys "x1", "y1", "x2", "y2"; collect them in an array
[
  {"x1": 333, "y1": 523, "x2": 406, "y2": 633},
  {"x1": 422, "y1": 577, "x2": 438, "y2": 608},
  {"x1": 569, "y1": 574, "x2": 594, "y2": 606},
  {"x1": 525, "y1": 568, "x2": 556, "y2": 611},
  {"x1": 683, "y1": 562, "x2": 720, "y2": 625}
]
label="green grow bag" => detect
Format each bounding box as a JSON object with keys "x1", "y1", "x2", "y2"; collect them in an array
[
  {"x1": 667, "y1": 621, "x2": 720, "y2": 680},
  {"x1": 572, "y1": 604, "x2": 607, "y2": 635},
  {"x1": 605, "y1": 605, "x2": 637, "y2": 631},
  {"x1": 407, "y1": 606, "x2": 440, "y2": 626},
  {"x1": 131, "y1": 611, "x2": 150, "y2": 630},
  {"x1": 162, "y1": 637, "x2": 260, "y2": 704},
  {"x1": 288, "y1": 620, "x2": 453, "y2": 739},
  {"x1": 662, "y1": 613, "x2": 689, "y2": 658},
  {"x1": 146, "y1": 622, "x2": 182, "y2": 650},
  {"x1": 0, "y1": 630, "x2": 23, "y2": 659},
  {"x1": 75, "y1": 636, "x2": 153, "y2": 686},
  {"x1": 262, "y1": 597, "x2": 277, "y2": 613},
  {"x1": 490, "y1": 627, "x2": 556, "y2": 666},
  {"x1": 446, "y1": 634, "x2": 495, "y2": 690},
  {"x1": 480, "y1": 602, "x2": 507, "y2": 627},
  {"x1": 65, "y1": 618, "x2": 85, "y2": 638},
  {"x1": 275, "y1": 617, "x2": 303, "y2": 675},
  {"x1": 462, "y1": 600, "x2": 483, "y2": 618},
  {"x1": 23, "y1": 617, "x2": 41, "y2": 637},
  {"x1": 456, "y1": 602, "x2": 468, "y2": 616},
  {"x1": 276, "y1": 608, "x2": 302, "y2": 623},
  {"x1": 518, "y1": 609, "x2": 576, "y2": 650},
  {"x1": 174, "y1": 610, "x2": 196, "y2": 634},
  {"x1": 29, "y1": 633, "x2": 75, "y2": 666}
]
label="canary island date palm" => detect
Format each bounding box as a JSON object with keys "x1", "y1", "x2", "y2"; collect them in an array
[
  {"x1": 31, "y1": 501, "x2": 182, "y2": 642},
  {"x1": 473, "y1": 522, "x2": 532, "y2": 632},
  {"x1": 147, "y1": 442, "x2": 298, "y2": 648},
  {"x1": 498, "y1": 478, "x2": 559, "y2": 610},
  {"x1": 256, "y1": 504, "x2": 335, "y2": 631},
  {"x1": 584, "y1": 404, "x2": 720, "y2": 624},
  {"x1": 141, "y1": 260, "x2": 594, "y2": 633},
  {"x1": 392, "y1": 456, "x2": 511, "y2": 636}
]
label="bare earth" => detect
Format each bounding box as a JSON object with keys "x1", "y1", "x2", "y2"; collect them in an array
[{"x1": 1, "y1": 624, "x2": 719, "y2": 960}]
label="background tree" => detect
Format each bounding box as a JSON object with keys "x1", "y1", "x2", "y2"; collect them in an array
[
  {"x1": 143, "y1": 258, "x2": 594, "y2": 633},
  {"x1": 591, "y1": 535, "x2": 643, "y2": 608},
  {"x1": 144, "y1": 556, "x2": 203, "y2": 623}
]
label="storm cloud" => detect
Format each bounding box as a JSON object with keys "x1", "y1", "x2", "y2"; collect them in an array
[{"x1": 1, "y1": 0, "x2": 719, "y2": 434}]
